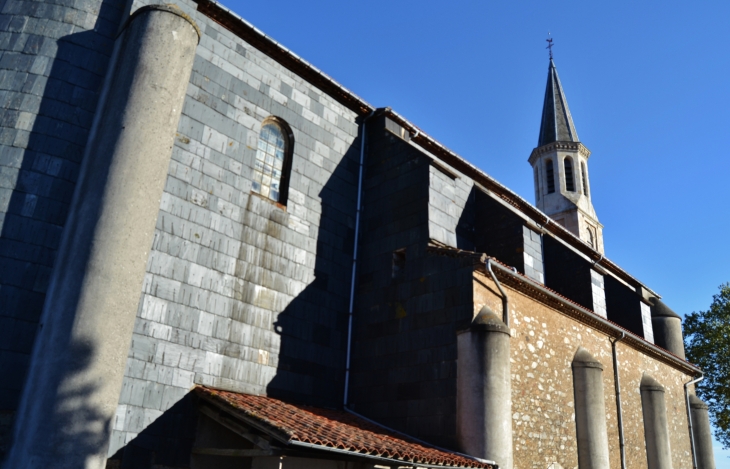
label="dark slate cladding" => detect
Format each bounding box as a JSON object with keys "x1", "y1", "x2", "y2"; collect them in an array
[
  {"x1": 604, "y1": 275, "x2": 645, "y2": 337},
  {"x1": 0, "y1": 0, "x2": 128, "y2": 438},
  {"x1": 472, "y1": 189, "x2": 526, "y2": 272},
  {"x1": 542, "y1": 235, "x2": 594, "y2": 310},
  {"x1": 350, "y1": 116, "x2": 474, "y2": 449},
  {"x1": 109, "y1": 5, "x2": 362, "y2": 458}
]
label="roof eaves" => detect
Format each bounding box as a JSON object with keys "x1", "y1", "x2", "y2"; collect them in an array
[{"x1": 192, "y1": 0, "x2": 375, "y2": 117}]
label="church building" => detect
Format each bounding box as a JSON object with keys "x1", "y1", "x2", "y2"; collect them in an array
[{"x1": 0, "y1": 0, "x2": 716, "y2": 468}]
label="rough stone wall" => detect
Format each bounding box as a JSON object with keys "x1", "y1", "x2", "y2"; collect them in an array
[
  {"x1": 0, "y1": 0, "x2": 127, "y2": 429},
  {"x1": 473, "y1": 271, "x2": 693, "y2": 469},
  {"x1": 110, "y1": 10, "x2": 361, "y2": 457}
]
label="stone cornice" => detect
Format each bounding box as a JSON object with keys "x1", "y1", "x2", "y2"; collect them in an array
[{"x1": 528, "y1": 141, "x2": 591, "y2": 164}]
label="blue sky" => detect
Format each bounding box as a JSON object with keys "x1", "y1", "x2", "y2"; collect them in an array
[{"x1": 223, "y1": 0, "x2": 730, "y2": 463}]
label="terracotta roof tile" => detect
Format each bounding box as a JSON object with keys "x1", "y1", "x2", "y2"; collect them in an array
[{"x1": 195, "y1": 386, "x2": 494, "y2": 468}]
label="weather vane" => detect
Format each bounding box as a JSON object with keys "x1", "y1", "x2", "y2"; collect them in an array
[{"x1": 546, "y1": 33, "x2": 554, "y2": 60}]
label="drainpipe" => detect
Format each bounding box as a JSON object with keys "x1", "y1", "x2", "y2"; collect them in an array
[
  {"x1": 685, "y1": 373, "x2": 704, "y2": 469},
  {"x1": 343, "y1": 110, "x2": 375, "y2": 407},
  {"x1": 611, "y1": 331, "x2": 626, "y2": 469},
  {"x1": 486, "y1": 258, "x2": 509, "y2": 327}
]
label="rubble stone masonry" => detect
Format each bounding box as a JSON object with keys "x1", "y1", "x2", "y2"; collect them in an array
[{"x1": 473, "y1": 270, "x2": 693, "y2": 469}]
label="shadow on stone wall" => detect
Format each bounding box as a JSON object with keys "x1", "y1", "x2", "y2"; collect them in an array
[
  {"x1": 264, "y1": 135, "x2": 362, "y2": 408},
  {"x1": 0, "y1": 0, "x2": 127, "y2": 463},
  {"x1": 108, "y1": 394, "x2": 198, "y2": 469}
]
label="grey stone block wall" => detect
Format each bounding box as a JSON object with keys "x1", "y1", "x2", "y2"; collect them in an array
[
  {"x1": 109, "y1": 10, "x2": 361, "y2": 457},
  {"x1": 0, "y1": 0, "x2": 127, "y2": 434},
  {"x1": 350, "y1": 120, "x2": 474, "y2": 450},
  {"x1": 522, "y1": 226, "x2": 544, "y2": 283},
  {"x1": 590, "y1": 269, "x2": 607, "y2": 318},
  {"x1": 429, "y1": 164, "x2": 472, "y2": 248}
]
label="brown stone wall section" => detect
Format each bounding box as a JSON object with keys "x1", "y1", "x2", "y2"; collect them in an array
[{"x1": 473, "y1": 271, "x2": 693, "y2": 469}]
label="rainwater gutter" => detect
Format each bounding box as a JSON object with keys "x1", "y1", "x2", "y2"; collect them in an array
[
  {"x1": 685, "y1": 373, "x2": 704, "y2": 469},
  {"x1": 611, "y1": 331, "x2": 626, "y2": 469},
  {"x1": 343, "y1": 110, "x2": 375, "y2": 408},
  {"x1": 290, "y1": 439, "x2": 495, "y2": 469},
  {"x1": 486, "y1": 258, "x2": 509, "y2": 327}
]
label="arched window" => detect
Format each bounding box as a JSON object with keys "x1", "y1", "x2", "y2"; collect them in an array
[
  {"x1": 587, "y1": 227, "x2": 595, "y2": 248},
  {"x1": 534, "y1": 167, "x2": 540, "y2": 200},
  {"x1": 581, "y1": 162, "x2": 590, "y2": 197},
  {"x1": 564, "y1": 157, "x2": 575, "y2": 192},
  {"x1": 252, "y1": 119, "x2": 291, "y2": 203},
  {"x1": 546, "y1": 159, "x2": 555, "y2": 194}
]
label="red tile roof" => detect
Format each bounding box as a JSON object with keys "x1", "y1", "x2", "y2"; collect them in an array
[{"x1": 195, "y1": 386, "x2": 494, "y2": 468}]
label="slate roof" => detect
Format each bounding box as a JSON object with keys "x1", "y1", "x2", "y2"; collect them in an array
[
  {"x1": 195, "y1": 386, "x2": 495, "y2": 468},
  {"x1": 538, "y1": 59, "x2": 580, "y2": 147}
]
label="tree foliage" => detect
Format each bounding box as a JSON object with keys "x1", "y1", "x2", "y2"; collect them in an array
[{"x1": 684, "y1": 283, "x2": 730, "y2": 449}]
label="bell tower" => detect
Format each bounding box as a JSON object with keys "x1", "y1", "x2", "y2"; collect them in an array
[{"x1": 528, "y1": 59, "x2": 604, "y2": 253}]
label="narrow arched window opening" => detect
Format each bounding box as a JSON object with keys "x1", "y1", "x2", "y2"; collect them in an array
[
  {"x1": 546, "y1": 159, "x2": 555, "y2": 194},
  {"x1": 564, "y1": 158, "x2": 575, "y2": 192},
  {"x1": 581, "y1": 162, "x2": 589, "y2": 197},
  {"x1": 252, "y1": 119, "x2": 292, "y2": 204},
  {"x1": 587, "y1": 228, "x2": 594, "y2": 248},
  {"x1": 534, "y1": 167, "x2": 540, "y2": 201}
]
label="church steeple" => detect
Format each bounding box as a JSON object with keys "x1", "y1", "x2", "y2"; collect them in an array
[
  {"x1": 538, "y1": 60, "x2": 579, "y2": 147},
  {"x1": 529, "y1": 58, "x2": 604, "y2": 254}
]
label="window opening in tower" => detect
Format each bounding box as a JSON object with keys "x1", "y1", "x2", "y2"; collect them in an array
[
  {"x1": 546, "y1": 159, "x2": 555, "y2": 194},
  {"x1": 564, "y1": 158, "x2": 575, "y2": 192}
]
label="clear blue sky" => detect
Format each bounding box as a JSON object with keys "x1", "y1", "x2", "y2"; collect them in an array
[{"x1": 224, "y1": 0, "x2": 730, "y2": 462}]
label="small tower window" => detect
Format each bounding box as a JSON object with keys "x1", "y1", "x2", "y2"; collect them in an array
[
  {"x1": 581, "y1": 162, "x2": 590, "y2": 197},
  {"x1": 252, "y1": 119, "x2": 292, "y2": 204},
  {"x1": 534, "y1": 167, "x2": 540, "y2": 201},
  {"x1": 546, "y1": 159, "x2": 555, "y2": 194},
  {"x1": 564, "y1": 157, "x2": 575, "y2": 192},
  {"x1": 587, "y1": 227, "x2": 595, "y2": 248}
]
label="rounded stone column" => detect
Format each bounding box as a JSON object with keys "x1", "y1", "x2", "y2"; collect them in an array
[
  {"x1": 689, "y1": 395, "x2": 716, "y2": 469},
  {"x1": 641, "y1": 374, "x2": 673, "y2": 469},
  {"x1": 571, "y1": 347, "x2": 610, "y2": 469},
  {"x1": 457, "y1": 305, "x2": 513, "y2": 469},
  {"x1": 649, "y1": 298, "x2": 685, "y2": 359},
  {"x1": 5, "y1": 6, "x2": 199, "y2": 469}
]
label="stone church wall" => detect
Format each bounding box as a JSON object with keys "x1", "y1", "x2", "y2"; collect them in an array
[
  {"x1": 474, "y1": 271, "x2": 693, "y2": 469},
  {"x1": 0, "y1": 0, "x2": 128, "y2": 430},
  {"x1": 351, "y1": 119, "x2": 475, "y2": 449},
  {"x1": 109, "y1": 8, "x2": 361, "y2": 456}
]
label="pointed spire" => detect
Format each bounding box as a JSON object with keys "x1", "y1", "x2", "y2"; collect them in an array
[{"x1": 537, "y1": 59, "x2": 580, "y2": 147}]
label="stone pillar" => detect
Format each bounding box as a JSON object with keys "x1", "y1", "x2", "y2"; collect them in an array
[
  {"x1": 689, "y1": 395, "x2": 716, "y2": 469},
  {"x1": 4, "y1": 6, "x2": 199, "y2": 469},
  {"x1": 457, "y1": 305, "x2": 513, "y2": 469},
  {"x1": 571, "y1": 347, "x2": 610, "y2": 469},
  {"x1": 649, "y1": 298, "x2": 686, "y2": 359},
  {"x1": 641, "y1": 374, "x2": 673, "y2": 469}
]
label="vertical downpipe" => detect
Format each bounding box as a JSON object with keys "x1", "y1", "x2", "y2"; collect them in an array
[
  {"x1": 343, "y1": 110, "x2": 374, "y2": 407},
  {"x1": 486, "y1": 259, "x2": 509, "y2": 327},
  {"x1": 611, "y1": 332, "x2": 626, "y2": 469},
  {"x1": 685, "y1": 374, "x2": 704, "y2": 469}
]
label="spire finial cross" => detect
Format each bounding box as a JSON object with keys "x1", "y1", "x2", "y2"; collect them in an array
[{"x1": 546, "y1": 33, "x2": 554, "y2": 60}]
